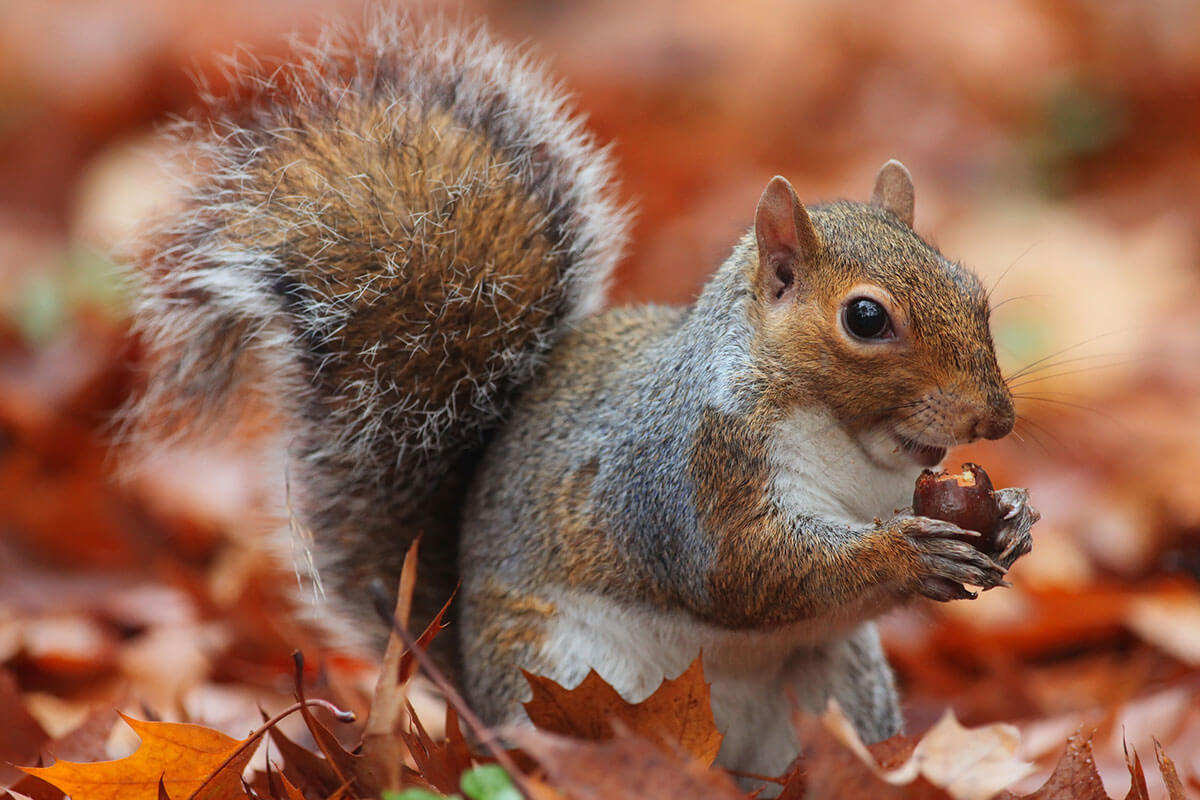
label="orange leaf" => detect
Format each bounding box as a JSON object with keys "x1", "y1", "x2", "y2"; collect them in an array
[
  {"x1": 20, "y1": 713, "x2": 259, "y2": 800},
  {"x1": 522, "y1": 655, "x2": 723, "y2": 765}
]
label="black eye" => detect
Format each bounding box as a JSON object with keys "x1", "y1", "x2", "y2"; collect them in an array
[{"x1": 843, "y1": 298, "x2": 892, "y2": 340}]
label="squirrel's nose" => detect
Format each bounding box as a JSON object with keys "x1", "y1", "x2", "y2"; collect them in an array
[{"x1": 970, "y1": 405, "x2": 1015, "y2": 441}]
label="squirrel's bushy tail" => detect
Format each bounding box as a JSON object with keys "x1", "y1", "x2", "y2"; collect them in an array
[{"x1": 128, "y1": 14, "x2": 629, "y2": 645}]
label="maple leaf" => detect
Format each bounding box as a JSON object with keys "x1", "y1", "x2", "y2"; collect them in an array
[
  {"x1": 20, "y1": 713, "x2": 259, "y2": 800},
  {"x1": 514, "y1": 726, "x2": 744, "y2": 800},
  {"x1": 522, "y1": 655, "x2": 723, "y2": 765}
]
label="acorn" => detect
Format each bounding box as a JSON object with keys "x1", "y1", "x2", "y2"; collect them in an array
[{"x1": 912, "y1": 463, "x2": 1001, "y2": 550}]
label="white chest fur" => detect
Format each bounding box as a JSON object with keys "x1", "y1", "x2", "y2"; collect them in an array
[
  {"x1": 539, "y1": 590, "x2": 884, "y2": 780},
  {"x1": 767, "y1": 407, "x2": 918, "y2": 525}
]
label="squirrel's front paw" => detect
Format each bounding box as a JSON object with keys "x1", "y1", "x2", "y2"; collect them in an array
[
  {"x1": 988, "y1": 487, "x2": 1039, "y2": 570},
  {"x1": 898, "y1": 515, "x2": 1008, "y2": 602}
]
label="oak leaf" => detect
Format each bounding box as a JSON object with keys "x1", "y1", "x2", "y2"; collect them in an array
[
  {"x1": 522, "y1": 655, "x2": 723, "y2": 765},
  {"x1": 397, "y1": 705, "x2": 474, "y2": 795},
  {"x1": 20, "y1": 713, "x2": 259, "y2": 800},
  {"x1": 1015, "y1": 730, "x2": 1108, "y2": 800},
  {"x1": 1124, "y1": 740, "x2": 1149, "y2": 800},
  {"x1": 1153, "y1": 739, "x2": 1188, "y2": 800}
]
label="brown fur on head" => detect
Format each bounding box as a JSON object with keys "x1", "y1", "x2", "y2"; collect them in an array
[{"x1": 749, "y1": 162, "x2": 1013, "y2": 470}]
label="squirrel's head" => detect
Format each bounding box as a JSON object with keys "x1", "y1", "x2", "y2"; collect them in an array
[{"x1": 748, "y1": 161, "x2": 1014, "y2": 470}]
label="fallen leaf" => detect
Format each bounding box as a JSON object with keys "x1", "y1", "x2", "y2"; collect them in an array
[
  {"x1": 1124, "y1": 740, "x2": 1150, "y2": 800},
  {"x1": 291, "y1": 654, "x2": 373, "y2": 797},
  {"x1": 361, "y1": 540, "x2": 422, "y2": 791},
  {"x1": 1154, "y1": 739, "x2": 1187, "y2": 800},
  {"x1": 1017, "y1": 730, "x2": 1108, "y2": 800},
  {"x1": 20, "y1": 713, "x2": 259, "y2": 800},
  {"x1": 798, "y1": 707, "x2": 953, "y2": 800},
  {"x1": 522, "y1": 655, "x2": 722, "y2": 765},
  {"x1": 265, "y1": 722, "x2": 342, "y2": 798},
  {"x1": 1126, "y1": 591, "x2": 1200, "y2": 666},
  {"x1": 814, "y1": 701, "x2": 1033, "y2": 800},
  {"x1": 514, "y1": 726, "x2": 744, "y2": 800},
  {"x1": 397, "y1": 705, "x2": 473, "y2": 796},
  {"x1": 0, "y1": 670, "x2": 49, "y2": 785},
  {"x1": 4, "y1": 770, "x2": 66, "y2": 800}
]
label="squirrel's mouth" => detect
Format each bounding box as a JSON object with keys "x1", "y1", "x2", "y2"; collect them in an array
[{"x1": 895, "y1": 435, "x2": 947, "y2": 467}]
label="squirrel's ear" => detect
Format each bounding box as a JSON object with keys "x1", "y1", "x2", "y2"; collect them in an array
[
  {"x1": 871, "y1": 159, "x2": 915, "y2": 228},
  {"x1": 755, "y1": 176, "x2": 819, "y2": 304}
]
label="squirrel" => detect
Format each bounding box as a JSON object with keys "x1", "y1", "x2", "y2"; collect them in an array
[{"x1": 128, "y1": 13, "x2": 1038, "y2": 781}]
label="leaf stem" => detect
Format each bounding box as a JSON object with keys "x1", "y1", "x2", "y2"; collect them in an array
[{"x1": 185, "y1": 697, "x2": 356, "y2": 800}]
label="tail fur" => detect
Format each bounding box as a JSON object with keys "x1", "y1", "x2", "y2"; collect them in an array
[{"x1": 128, "y1": 14, "x2": 630, "y2": 650}]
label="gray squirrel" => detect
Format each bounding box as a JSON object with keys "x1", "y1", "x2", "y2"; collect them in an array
[{"x1": 129, "y1": 14, "x2": 1038, "y2": 779}]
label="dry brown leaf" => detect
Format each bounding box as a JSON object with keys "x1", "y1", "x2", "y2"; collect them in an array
[
  {"x1": 514, "y1": 726, "x2": 744, "y2": 800},
  {"x1": 276, "y1": 771, "x2": 306, "y2": 800},
  {"x1": 1124, "y1": 740, "x2": 1150, "y2": 800},
  {"x1": 293, "y1": 668, "x2": 372, "y2": 797},
  {"x1": 1154, "y1": 739, "x2": 1188, "y2": 800},
  {"x1": 20, "y1": 713, "x2": 258, "y2": 800},
  {"x1": 1017, "y1": 730, "x2": 1109, "y2": 800},
  {"x1": 43, "y1": 707, "x2": 120, "y2": 763},
  {"x1": 1126, "y1": 591, "x2": 1200, "y2": 666},
  {"x1": 796, "y1": 710, "x2": 952, "y2": 800},
  {"x1": 0, "y1": 670, "x2": 49, "y2": 785},
  {"x1": 396, "y1": 705, "x2": 473, "y2": 796},
  {"x1": 361, "y1": 539, "x2": 421, "y2": 791},
  {"x1": 815, "y1": 701, "x2": 1032, "y2": 800},
  {"x1": 523, "y1": 655, "x2": 723, "y2": 765},
  {"x1": 266, "y1": 722, "x2": 342, "y2": 798}
]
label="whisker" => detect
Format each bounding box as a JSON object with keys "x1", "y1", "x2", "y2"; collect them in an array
[
  {"x1": 830, "y1": 400, "x2": 925, "y2": 431},
  {"x1": 1010, "y1": 417, "x2": 1054, "y2": 456},
  {"x1": 1006, "y1": 358, "x2": 1144, "y2": 390},
  {"x1": 1011, "y1": 393, "x2": 1135, "y2": 439},
  {"x1": 1014, "y1": 413, "x2": 1069, "y2": 456},
  {"x1": 1004, "y1": 351, "x2": 1147, "y2": 383},
  {"x1": 1003, "y1": 330, "x2": 1127, "y2": 382},
  {"x1": 989, "y1": 293, "x2": 1044, "y2": 316},
  {"x1": 986, "y1": 241, "x2": 1040, "y2": 303}
]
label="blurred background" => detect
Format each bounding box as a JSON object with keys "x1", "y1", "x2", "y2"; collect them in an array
[{"x1": 1, "y1": 0, "x2": 1199, "y2": 796}]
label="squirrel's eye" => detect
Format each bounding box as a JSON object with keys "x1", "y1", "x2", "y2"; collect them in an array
[{"x1": 843, "y1": 298, "x2": 893, "y2": 340}]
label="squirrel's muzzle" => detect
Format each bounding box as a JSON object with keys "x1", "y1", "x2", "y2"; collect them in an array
[{"x1": 971, "y1": 397, "x2": 1015, "y2": 441}]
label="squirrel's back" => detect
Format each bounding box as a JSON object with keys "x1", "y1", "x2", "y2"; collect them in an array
[{"x1": 129, "y1": 14, "x2": 630, "y2": 645}]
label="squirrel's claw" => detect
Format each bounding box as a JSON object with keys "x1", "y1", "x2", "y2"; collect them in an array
[
  {"x1": 919, "y1": 576, "x2": 978, "y2": 602},
  {"x1": 900, "y1": 515, "x2": 984, "y2": 542},
  {"x1": 899, "y1": 514, "x2": 1009, "y2": 594},
  {"x1": 990, "y1": 487, "x2": 1039, "y2": 569}
]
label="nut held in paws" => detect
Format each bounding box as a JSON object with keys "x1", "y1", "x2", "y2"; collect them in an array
[{"x1": 912, "y1": 463, "x2": 1001, "y2": 550}]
